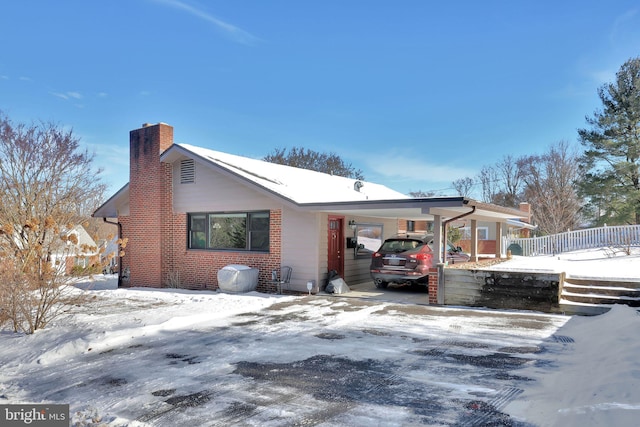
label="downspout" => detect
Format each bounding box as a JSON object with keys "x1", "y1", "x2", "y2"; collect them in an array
[
  {"x1": 441, "y1": 205, "x2": 476, "y2": 262},
  {"x1": 434, "y1": 205, "x2": 477, "y2": 305},
  {"x1": 103, "y1": 217, "x2": 123, "y2": 288}
]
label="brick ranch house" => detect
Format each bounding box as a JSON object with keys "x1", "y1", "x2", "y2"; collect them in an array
[{"x1": 93, "y1": 123, "x2": 529, "y2": 295}]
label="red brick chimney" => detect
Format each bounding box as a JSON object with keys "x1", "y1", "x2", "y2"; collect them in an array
[
  {"x1": 127, "y1": 123, "x2": 173, "y2": 287},
  {"x1": 519, "y1": 202, "x2": 531, "y2": 223}
]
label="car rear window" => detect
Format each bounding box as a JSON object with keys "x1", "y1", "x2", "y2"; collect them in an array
[{"x1": 380, "y1": 239, "x2": 424, "y2": 252}]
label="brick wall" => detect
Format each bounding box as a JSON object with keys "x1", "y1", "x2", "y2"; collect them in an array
[
  {"x1": 163, "y1": 210, "x2": 282, "y2": 292},
  {"x1": 458, "y1": 239, "x2": 497, "y2": 255},
  {"x1": 126, "y1": 123, "x2": 173, "y2": 287},
  {"x1": 120, "y1": 122, "x2": 283, "y2": 291}
]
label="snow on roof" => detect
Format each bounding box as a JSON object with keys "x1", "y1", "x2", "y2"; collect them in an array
[
  {"x1": 178, "y1": 143, "x2": 410, "y2": 204},
  {"x1": 506, "y1": 218, "x2": 537, "y2": 230}
]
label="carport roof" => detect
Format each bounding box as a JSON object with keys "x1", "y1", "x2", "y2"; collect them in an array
[{"x1": 297, "y1": 197, "x2": 528, "y2": 222}]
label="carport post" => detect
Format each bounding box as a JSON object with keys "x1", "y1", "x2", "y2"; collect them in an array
[
  {"x1": 495, "y1": 221, "x2": 503, "y2": 258},
  {"x1": 432, "y1": 214, "x2": 443, "y2": 264},
  {"x1": 470, "y1": 219, "x2": 478, "y2": 262}
]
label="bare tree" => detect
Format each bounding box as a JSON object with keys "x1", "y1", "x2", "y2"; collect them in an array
[
  {"x1": 493, "y1": 155, "x2": 526, "y2": 208},
  {"x1": 521, "y1": 141, "x2": 583, "y2": 234},
  {"x1": 452, "y1": 177, "x2": 475, "y2": 197},
  {"x1": 264, "y1": 147, "x2": 364, "y2": 179},
  {"x1": 409, "y1": 190, "x2": 438, "y2": 198},
  {"x1": 0, "y1": 112, "x2": 107, "y2": 333},
  {"x1": 478, "y1": 165, "x2": 499, "y2": 203}
]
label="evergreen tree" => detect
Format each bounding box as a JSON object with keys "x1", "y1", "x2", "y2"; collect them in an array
[{"x1": 578, "y1": 57, "x2": 640, "y2": 224}]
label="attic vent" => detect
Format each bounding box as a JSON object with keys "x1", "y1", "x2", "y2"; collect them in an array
[{"x1": 180, "y1": 159, "x2": 195, "y2": 184}]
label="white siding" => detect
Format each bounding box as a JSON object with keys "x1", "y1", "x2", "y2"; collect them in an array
[
  {"x1": 168, "y1": 157, "x2": 408, "y2": 293},
  {"x1": 173, "y1": 158, "x2": 327, "y2": 292},
  {"x1": 172, "y1": 159, "x2": 280, "y2": 213},
  {"x1": 343, "y1": 216, "x2": 398, "y2": 285},
  {"x1": 281, "y1": 208, "x2": 323, "y2": 292}
]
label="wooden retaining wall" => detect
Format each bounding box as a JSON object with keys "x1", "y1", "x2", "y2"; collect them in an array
[{"x1": 444, "y1": 269, "x2": 564, "y2": 313}]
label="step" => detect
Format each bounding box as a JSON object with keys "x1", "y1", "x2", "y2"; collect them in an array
[
  {"x1": 561, "y1": 290, "x2": 640, "y2": 306},
  {"x1": 564, "y1": 277, "x2": 640, "y2": 289},
  {"x1": 562, "y1": 283, "x2": 640, "y2": 298}
]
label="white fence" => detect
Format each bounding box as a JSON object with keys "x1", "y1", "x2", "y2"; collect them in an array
[{"x1": 503, "y1": 225, "x2": 640, "y2": 256}]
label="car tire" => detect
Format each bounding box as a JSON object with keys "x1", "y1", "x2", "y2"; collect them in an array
[{"x1": 374, "y1": 279, "x2": 388, "y2": 289}]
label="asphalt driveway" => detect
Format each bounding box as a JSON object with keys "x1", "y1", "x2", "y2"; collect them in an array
[
  {"x1": 1, "y1": 286, "x2": 570, "y2": 426},
  {"x1": 130, "y1": 295, "x2": 567, "y2": 425}
]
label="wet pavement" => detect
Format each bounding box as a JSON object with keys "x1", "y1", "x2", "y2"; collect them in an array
[
  {"x1": 3, "y1": 286, "x2": 570, "y2": 426},
  {"x1": 137, "y1": 295, "x2": 569, "y2": 426}
]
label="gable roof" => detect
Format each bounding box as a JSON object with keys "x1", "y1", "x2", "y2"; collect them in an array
[
  {"x1": 93, "y1": 141, "x2": 530, "y2": 223},
  {"x1": 51, "y1": 224, "x2": 98, "y2": 256},
  {"x1": 166, "y1": 143, "x2": 409, "y2": 204},
  {"x1": 93, "y1": 142, "x2": 408, "y2": 218}
]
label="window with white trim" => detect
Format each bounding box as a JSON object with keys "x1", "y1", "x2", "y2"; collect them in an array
[{"x1": 461, "y1": 226, "x2": 489, "y2": 240}]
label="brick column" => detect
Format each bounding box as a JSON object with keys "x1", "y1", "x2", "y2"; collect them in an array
[{"x1": 428, "y1": 267, "x2": 439, "y2": 304}]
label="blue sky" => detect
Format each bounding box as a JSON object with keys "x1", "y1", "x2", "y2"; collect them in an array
[{"x1": 1, "y1": 1, "x2": 639, "y2": 198}]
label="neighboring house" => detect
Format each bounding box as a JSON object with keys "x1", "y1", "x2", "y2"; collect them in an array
[
  {"x1": 97, "y1": 236, "x2": 119, "y2": 273},
  {"x1": 398, "y1": 203, "x2": 536, "y2": 256},
  {"x1": 456, "y1": 203, "x2": 536, "y2": 255},
  {"x1": 93, "y1": 123, "x2": 529, "y2": 292},
  {"x1": 50, "y1": 225, "x2": 99, "y2": 274}
]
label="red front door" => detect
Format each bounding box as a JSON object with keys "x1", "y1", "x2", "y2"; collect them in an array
[{"x1": 328, "y1": 216, "x2": 344, "y2": 277}]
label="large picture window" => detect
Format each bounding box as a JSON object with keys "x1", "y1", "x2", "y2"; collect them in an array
[{"x1": 188, "y1": 211, "x2": 269, "y2": 251}]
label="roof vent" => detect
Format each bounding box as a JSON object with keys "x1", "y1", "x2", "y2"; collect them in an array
[
  {"x1": 142, "y1": 123, "x2": 152, "y2": 128},
  {"x1": 354, "y1": 180, "x2": 364, "y2": 192}
]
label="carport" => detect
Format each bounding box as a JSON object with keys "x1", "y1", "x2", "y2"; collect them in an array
[
  {"x1": 301, "y1": 196, "x2": 528, "y2": 264},
  {"x1": 299, "y1": 196, "x2": 529, "y2": 303}
]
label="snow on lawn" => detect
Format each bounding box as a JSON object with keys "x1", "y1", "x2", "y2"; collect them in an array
[
  {"x1": 488, "y1": 246, "x2": 640, "y2": 280},
  {"x1": 481, "y1": 247, "x2": 640, "y2": 425},
  {"x1": 0, "y1": 248, "x2": 639, "y2": 426},
  {"x1": 506, "y1": 304, "x2": 640, "y2": 426}
]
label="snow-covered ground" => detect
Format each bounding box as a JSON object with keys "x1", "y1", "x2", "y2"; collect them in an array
[
  {"x1": 490, "y1": 246, "x2": 640, "y2": 280},
  {"x1": 491, "y1": 247, "x2": 640, "y2": 425},
  {"x1": 0, "y1": 248, "x2": 638, "y2": 426}
]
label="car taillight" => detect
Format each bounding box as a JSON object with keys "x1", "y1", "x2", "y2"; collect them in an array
[
  {"x1": 372, "y1": 252, "x2": 382, "y2": 258},
  {"x1": 409, "y1": 253, "x2": 431, "y2": 262}
]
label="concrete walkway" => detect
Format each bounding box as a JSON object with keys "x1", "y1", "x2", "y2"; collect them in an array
[{"x1": 321, "y1": 281, "x2": 431, "y2": 305}]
